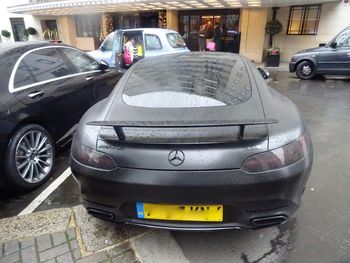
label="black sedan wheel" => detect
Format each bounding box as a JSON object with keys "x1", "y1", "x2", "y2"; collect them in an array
[
  {"x1": 5, "y1": 124, "x2": 55, "y2": 190},
  {"x1": 296, "y1": 61, "x2": 316, "y2": 80}
]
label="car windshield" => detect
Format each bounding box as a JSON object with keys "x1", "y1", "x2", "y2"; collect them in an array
[
  {"x1": 122, "y1": 53, "x2": 252, "y2": 108},
  {"x1": 166, "y1": 33, "x2": 187, "y2": 48}
]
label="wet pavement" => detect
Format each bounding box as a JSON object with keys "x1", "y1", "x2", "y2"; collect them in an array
[{"x1": 1, "y1": 71, "x2": 350, "y2": 262}]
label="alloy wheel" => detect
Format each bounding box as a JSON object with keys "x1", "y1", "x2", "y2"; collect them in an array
[
  {"x1": 15, "y1": 131, "x2": 53, "y2": 183},
  {"x1": 302, "y1": 65, "x2": 312, "y2": 76}
]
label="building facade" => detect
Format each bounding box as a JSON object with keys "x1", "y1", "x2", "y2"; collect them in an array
[{"x1": 1, "y1": 0, "x2": 350, "y2": 63}]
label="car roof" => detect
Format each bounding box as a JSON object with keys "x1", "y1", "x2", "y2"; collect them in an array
[
  {"x1": 116, "y1": 28, "x2": 179, "y2": 34},
  {"x1": 0, "y1": 41, "x2": 59, "y2": 56}
]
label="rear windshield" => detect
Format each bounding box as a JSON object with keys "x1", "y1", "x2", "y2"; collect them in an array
[{"x1": 122, "y1": 53, "x2": 252, "y2": 108}]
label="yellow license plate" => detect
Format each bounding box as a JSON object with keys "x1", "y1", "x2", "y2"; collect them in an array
[{"x1": 136, "y1": 202, "x2": 223, "y2": 222}]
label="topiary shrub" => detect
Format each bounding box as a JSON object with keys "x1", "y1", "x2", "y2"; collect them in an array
[
  {"x1": 22, "y1": 28, "x2": 29, "y2": 37},
  {"x1": 265, "y1": 20, "x2": 283, "y2": 36},
  {"x1": 1, "y1": 30, "x2": 11, "y2": 38},
  {"x1": 27, "y1": 27, "x2": 37, "y2": 35}
]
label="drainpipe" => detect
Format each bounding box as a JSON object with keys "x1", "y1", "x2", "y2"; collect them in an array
[{"x1": 269, "y1": 7, "x2": 279, "y2": 47}]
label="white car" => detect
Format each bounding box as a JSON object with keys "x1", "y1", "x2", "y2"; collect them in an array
[{"x1": 88, "y1": 28, "x2": 190, "y2": 68}]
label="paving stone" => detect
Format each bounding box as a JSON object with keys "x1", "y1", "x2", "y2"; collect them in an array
[
  {"x1": 76, "y1": 253, "x2": 106, "y2": 263},
  {"x1": 20, "y1": 238, "x2": 35, "y2": 249},
  {"x1": 56, "y1": 252, "x2": 74, "y2": 263},
  {"x1": 110, "y1": 250, "x2": 137, "y2": 263},
  {"x1": 0, "y1": 243, "x2": 3, "y2": 257},
  {"x1": 69, "y1": 239, "x2": 79, "y2": 250},
  {"x1": 72, "y1": 248, "x2": 82, "y2": 261},
  {"x1": 4, "y1": 240, "x2": 19, "y2": 256},
  {"x1": 73, "y1": 205, "x2": 146, "y2": 252},
  {"x1": 21, "y1": 245, "x2": 38, "y2": 263},
  {"x1": 36, "y1": 234, "x2": 53, "y2": 252},
  {"x1": 52, "y1": 232, "x2": 67, "y2": 246},
  {"x1": 0, "y1": 251, "x2": 19, "y2": 263},
  {"x1": 108, "y1": 243, "x2": 131, "y2": 258},
  {"x1": 43, "y1": 259, "x2": 56, "y2": 263},
  {"x1": 39, "y1": 243, "x2": 70, "y2": 262},
  {"x1": 66, "y1": 229, "x2": 76, "y2": 240}
]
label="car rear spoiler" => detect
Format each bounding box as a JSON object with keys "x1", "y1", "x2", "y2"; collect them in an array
[{"x1": 87, "y1": 119, "x2": 278, "y2": 141}]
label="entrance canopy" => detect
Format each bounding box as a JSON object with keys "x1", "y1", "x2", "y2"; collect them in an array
[{"x1": 8, "y1": 0, "x2": 340, "y2": 15}]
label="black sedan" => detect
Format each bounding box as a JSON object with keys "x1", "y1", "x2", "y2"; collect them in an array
[
  {"x1": 0, "y1": 42, "x2": 121, "y2": 190},
  {"x1": 70, "y1": 52, "x2": 313, "y2": 230},
  {"x1": 290, "y1": 26, "x2": 350, "y2": 80}
]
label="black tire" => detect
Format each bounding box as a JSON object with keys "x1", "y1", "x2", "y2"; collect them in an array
[
  {"x1": 4, "y1": 124, "x2": 55, "y2": 190},
  {"x1": 296, "y1": 61, "x2": 316, "y2": 80}
]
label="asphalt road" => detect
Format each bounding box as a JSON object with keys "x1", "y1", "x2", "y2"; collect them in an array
[{"x1": 1, "y1": 71, "x2": 350, "y2": 263}]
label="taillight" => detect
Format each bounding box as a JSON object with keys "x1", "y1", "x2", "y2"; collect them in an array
[
  {"x1": 241, "y1": 133, "x2": 308, "y2": 172},
  {"x1": 71, "y1": 140, "x2": 116, "y2": 170}
]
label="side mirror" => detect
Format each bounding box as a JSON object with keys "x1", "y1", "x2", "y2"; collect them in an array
[
  {"x1": 258, "y1": 67, "x2": 269, "y2": 80},
  {"x1": 330, "y1": 42, "x2": 337, "y2": 49},
  {"x1": 319, "y1": 43, "x2": 326, "y2": 47},
  {"x1": 100, "y1": 60, "x2": 110, "y2": 71}
]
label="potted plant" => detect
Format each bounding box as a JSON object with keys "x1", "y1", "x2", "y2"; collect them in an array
[
  {"x1": 266, "y1": 47, "x2": 281, "y2": 67},
  {"x1": 43, "y1": 29, "x2": 59, "y2": 41},
  {"x1": 1, "y1": 30, "x2": 11, "y2": 41},
  {"x1": 265, "y1": 19, "x2": 283, "y2": 67},
  {"x1": 27, "y1": 27, "x2": 37, "y2": 40}
]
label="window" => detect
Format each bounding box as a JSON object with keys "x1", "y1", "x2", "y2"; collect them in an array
[
  {"x1": 287, "y1": 5, "x2": 322, "y2": 35},
  {"x1": 10, "y1": 18, "x2": 26, "y2": 41},
  {"x1": 100, "y1": 34, "x2": 114, "y2": 52},
  {"x1": 62, "y1": 48, "x2": 100, "y2": 73},
  {"x1": 145, "y1": 34, "x2": 162, "y2": 50},
  {"x1": 166, "y1": 33, "x2": 186, "y2": 48},
  {"x1": 123, "y1": 53, "x2": 251, "y2": 108},
  {"x1": 14, "y1": 48, "x2": 74, "y2": 89},
  {"x1": 75, "y1": 15, "x2": 101, "y2": 38},
  {"x1": 334, "y1": 28, "x2": 350, "y2": 47}
]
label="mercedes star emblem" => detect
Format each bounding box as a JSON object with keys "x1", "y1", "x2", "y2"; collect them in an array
[{"x1": 168, "y1": 149, "x2": 185, "y2": 166}]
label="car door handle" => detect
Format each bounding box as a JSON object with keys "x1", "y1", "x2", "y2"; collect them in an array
[
  {"x1": 28, "y1": 90, "x2": 44, "y2": 98},
  {"x1": 86, "y1": 76, "x2": 94, "y2": 81}
]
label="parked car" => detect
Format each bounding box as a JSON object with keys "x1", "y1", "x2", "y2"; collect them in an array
[
  {"x1": 0, "y1": 42, "x2": 121, "y2": 190},
  {"x1": 70, "y1": 52, "x2": 313, "y2": 230},
  {"x1": 290, "y1": 26, "x2": 350, "y2": 80},
  {"x1": 88, "y1": 28, "x2": 190, "y2": 68}
]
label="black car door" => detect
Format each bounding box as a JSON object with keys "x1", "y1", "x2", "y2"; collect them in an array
[
  {"x1": 61, "y1": 48, "x2": 122, "y2": 102},
  {"x1": 317, "y1": 27, "x2": 350, "y2": 74},
  {"x1": 11, "y1": 46, "x2": 95, "y2": 142}
]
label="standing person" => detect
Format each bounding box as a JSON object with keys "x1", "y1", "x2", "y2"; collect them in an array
[
  {"x1": 213, "y1": 22, "x2": 222, "y2": 52},
  {"x1": 123, "y1": 37, "x2": 135, "y2": 67},
  {"x1": 198, "y1": 22, "x2": 207, "y2": 52}
]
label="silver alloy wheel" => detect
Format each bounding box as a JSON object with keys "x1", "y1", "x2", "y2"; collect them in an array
[
  {"x1": 302, "y1": 65, "x2": 312, "y2": 76},
  {"x1": 15, "y1": 131, "x2": 53, "y2": 183}
]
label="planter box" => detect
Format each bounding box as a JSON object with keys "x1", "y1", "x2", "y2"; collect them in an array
[{"x1": 266, "y1": 54, "x2": 280, "y2": 67}]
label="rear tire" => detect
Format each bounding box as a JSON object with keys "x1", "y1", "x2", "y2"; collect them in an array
[
  {"x1": 5, "y1": 124, "x2": 55, "y2": 190},
  {"x1": 296, "y1": 61, "x2": 316, "y2": 80}
]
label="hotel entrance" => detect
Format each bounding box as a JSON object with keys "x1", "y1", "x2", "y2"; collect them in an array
[{"x1": 178, "y1": 9, "x2": 240, "y2": 52}]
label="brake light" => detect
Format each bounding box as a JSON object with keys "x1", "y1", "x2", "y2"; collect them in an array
[
  {"x1": 71, "y1": 140, "x2": 116, "y2": 170},
  {"x1": 241, "y1": 133, "x2": 308, "y2": 172}
]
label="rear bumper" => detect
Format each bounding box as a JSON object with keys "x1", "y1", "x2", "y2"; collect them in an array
[{"x1": 70, "y1": 155, "x2": 311, "y2": 230}]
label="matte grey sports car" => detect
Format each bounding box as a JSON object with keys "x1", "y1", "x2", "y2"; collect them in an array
[{"x1": 70, "y1": 52, "x2": 313, "y2": 230}]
